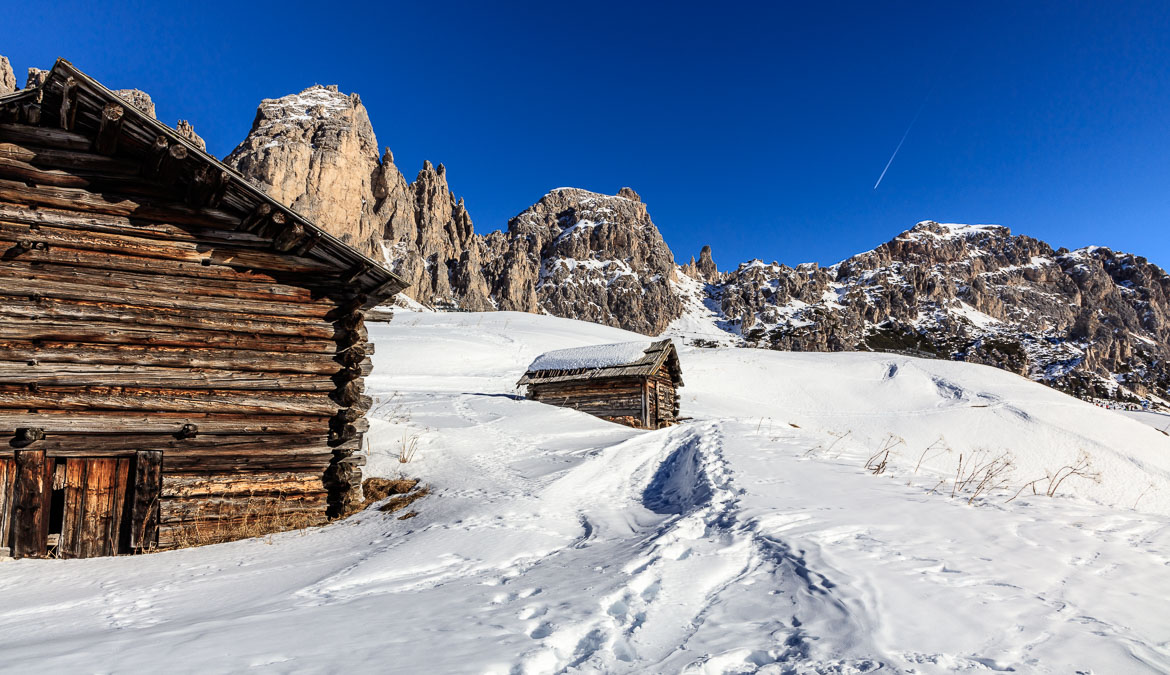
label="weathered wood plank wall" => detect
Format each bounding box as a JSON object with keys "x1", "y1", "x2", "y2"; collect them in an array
[{"x1": 0, "y1": 67, "x2": 392, "y2": 557}]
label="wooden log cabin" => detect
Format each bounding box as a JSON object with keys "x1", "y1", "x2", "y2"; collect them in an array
[
  {"x1": 0, "y1": 60, "x2": 406, "y2": 559},
  {"x1": 517, "y1": 340, "x2": 683, "y2": 429}
]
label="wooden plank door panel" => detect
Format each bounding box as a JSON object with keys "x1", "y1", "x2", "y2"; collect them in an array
[
  {"x1": 12, "y1": 450, "x2": 51, "y2": 559},
  {"x1": 130, "y1": 450, "x2": 163, "y2": 552},
  {"x1": 59, "y1": 458, "x2": 86, "y2": 558},
  {"x1": 0, "y1": 458, "x2": 13, "y2": 551},
  {"x1": 60, "y1": 457, "x2": 133, "y2": 558}
]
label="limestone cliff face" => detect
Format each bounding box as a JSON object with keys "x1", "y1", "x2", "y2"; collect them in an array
[
  {"x1": 225, "y1": 84, "x2": 682, "y2": 331},
  {"x1": 0, "y1": 56, "x2": 14, "y2": 95},
  {"x1": 225, "y1": 85, "x2": 479, "y2": 306},
  {"x1": 225, "y1": 85, "x2": 382, "y2": 256}
]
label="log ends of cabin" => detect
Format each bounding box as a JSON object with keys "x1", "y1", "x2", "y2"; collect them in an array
[{"x1": 323, "y1": 309, "x2": 372, "y2": 518}]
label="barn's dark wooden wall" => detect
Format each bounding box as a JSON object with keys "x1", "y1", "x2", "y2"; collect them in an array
[
  {"x1": 0, "y1": 61, "x2": 403, "y2": 558},
  {"x1": 526, "y1": 361, "x2": 682, "y2": 430}
]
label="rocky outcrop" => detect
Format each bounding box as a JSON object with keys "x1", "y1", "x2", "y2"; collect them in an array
[
  {"x1": 388, "y1": 160, "x2": 481, "y2": 306},
  {"x1": 225, "y1": 85, "x2": 480, "y2": 305},
  {"x1": 114, "y1": 89, "x2": 155, "y2": 118},
  {"x1": 0, "y1": 56, "x2": 14, "y2": 94},
  {"x1": 226, "y1": 84, "x2": 682, "y2": 332},
  {"x1": 176, "y1": 119, "x2": 206, "y2": 151},
  {"x1": 682, "y1": 245, "x2": 720, "y2": 284},
  {"x1": 25, "y1": 67, "x2": 47, "y2": 90}
]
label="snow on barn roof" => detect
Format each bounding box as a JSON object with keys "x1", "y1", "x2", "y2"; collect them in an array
[
  {"x1": 518, "y1": 339, "x2": 683, "y2": 386},
  {"x1": 529, "y1": 341, "x2": 655, "y2": 371}
]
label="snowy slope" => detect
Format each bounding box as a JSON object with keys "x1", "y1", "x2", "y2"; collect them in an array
[{"x1": 2, "y1": 312, "x2": 1169, "y2": 674}]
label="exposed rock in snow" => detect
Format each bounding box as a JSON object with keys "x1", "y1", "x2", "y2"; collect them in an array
[
  {"x1": 681, "y1": 244, "x2": 720, "y2": 284},
  {"x1": 502, "y1": 187, "x2": 684, "y2": 335}
]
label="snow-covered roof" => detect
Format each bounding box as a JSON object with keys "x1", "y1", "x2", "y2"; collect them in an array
[
  {"x1": 519, "y1": 339, "x2": 683, "y2": 386},
  {"x1": 529, "y1": 341, "x2": 655, "y2": 371}
]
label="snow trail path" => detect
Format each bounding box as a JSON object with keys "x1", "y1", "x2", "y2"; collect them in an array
[{"x1": 1, "y1": 312, "x2": 1169, "y2": 673}]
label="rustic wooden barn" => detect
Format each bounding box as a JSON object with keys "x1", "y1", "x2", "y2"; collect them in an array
[
  {"x1": 0, "y1": 60, "x2": 406, "y2": 559},
  {"x1": 517, "y1": 340, "x2": 683, "y2": 429}
]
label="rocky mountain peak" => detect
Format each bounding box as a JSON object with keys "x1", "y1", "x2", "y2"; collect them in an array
[
  {"x1": 683, "y1": 245, "x2": 720, "y2": 284},
  {"x1": 25, "y1": 67, "x2": 47, "y2": 89},
  {"x1": 114, "y1": 89, "x2": 156, "y2": 119},
  {"x1": 618, "y1": 186, "x2": 641, "y2": 202},
  {"x1": 175, "y1": 119, "x2": 206, "y2": 151},
  {"x1": 0, "y1": 56, "x2": 14, "y2": 94},
  {"x1": 503, "y1": 187, "x2": 683, "y2": 334},
  {"x1": 226, "y1": 84, "x2": 382, "y2": 255}
]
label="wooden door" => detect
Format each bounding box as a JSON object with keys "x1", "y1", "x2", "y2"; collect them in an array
[
  {"x1": 5, "y1": 452, "x2": 162, "y2": 559},
  {"x1": 9, "y1": 450, "x2": 53, "y2": 559},
  {"x1": 0, "y1": 457, "x2": 15, "y2": 555},
  {"x1": 59, "y1": 458, "x2": 133, "y2": 559}
]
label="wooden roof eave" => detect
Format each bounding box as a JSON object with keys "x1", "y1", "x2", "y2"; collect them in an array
[{"x1": 12, "y1": 59, "x2": 407, "y2": 307}]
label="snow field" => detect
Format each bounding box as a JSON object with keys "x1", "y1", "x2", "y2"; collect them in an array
[{"x1": 0, "y1": 311, "x2": 1167, "y2": 673}]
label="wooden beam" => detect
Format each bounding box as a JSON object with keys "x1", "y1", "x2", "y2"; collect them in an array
[
  {"x1": 0, "y1": 361, "x2": 336, "y2": 391},
  {"x1": 143, "y1": 134, "x2": 168, "y2": 176},
  {"x1": 158, "y1": 142, "x2": 188, "y2": 184},
  {"x1": 0, "y1": 386, "x2": 343, "y2": 416},
  {"x1": 0, "y1": 342, "x2": 344, "y2": 375},
  {"x1": 0, "y1": 458, "x2": 13, "y2": 550},
  {"x1": 0, "y1": 123, "x2": 94, "y2": 152},
  {"x1": 94, "y1": 102, "x2": 125, "y2": 155},
  {"x1": 0, "y1": 411, "x2": 333, "y2": 435},
  {"x1": 21, "y1": 102, "x2": 41, "y2": 126},
  {"x1": 273, "y1": 222, "x2": 306, "y2": 253},
  {"x1": 186, "y1": 164, "x2": 228, "y2": 209},
  {"x1": 238, "y1": 202, "x2": 271, "y2": 232}
]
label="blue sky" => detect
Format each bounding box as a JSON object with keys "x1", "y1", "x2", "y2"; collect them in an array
[{"x1": 6, "y1": 1, "x2": 1170, "y2": 269}]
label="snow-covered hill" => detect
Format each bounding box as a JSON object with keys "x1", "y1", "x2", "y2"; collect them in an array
[{"x1": 2, "y1": 312, "x2": 1169, "y2": 673}]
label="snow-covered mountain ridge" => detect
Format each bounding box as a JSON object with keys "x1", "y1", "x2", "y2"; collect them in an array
[
  {"x1": 688, "y1": 220, "x2": 1170, "y2": 408},
  {"x1": 4, "y1": 311, "x2": 1168, "y2": 673}
]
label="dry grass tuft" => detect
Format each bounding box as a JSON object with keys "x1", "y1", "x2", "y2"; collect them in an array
[{"x1": 168, "y1": 503, "x2": 326, "y2": 551}]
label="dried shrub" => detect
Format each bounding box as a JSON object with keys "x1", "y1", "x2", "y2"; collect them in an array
[
  {"x1": 380, "y1": 486, "x2": 430, "y2": 514},
  {"x1": 398, "y1": 432, "x2": 421, "y2": 464},
  {"x1": 865, "y1": 435, "x2": 905, "y2": 475},
  {"x1": 1006, "y1": 450, "x2": 1102, "y2": 503}
]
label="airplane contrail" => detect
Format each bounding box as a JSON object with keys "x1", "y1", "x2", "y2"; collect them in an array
[{"x1": 873, "y1": 98, "x2": 927, "y2": 190}]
